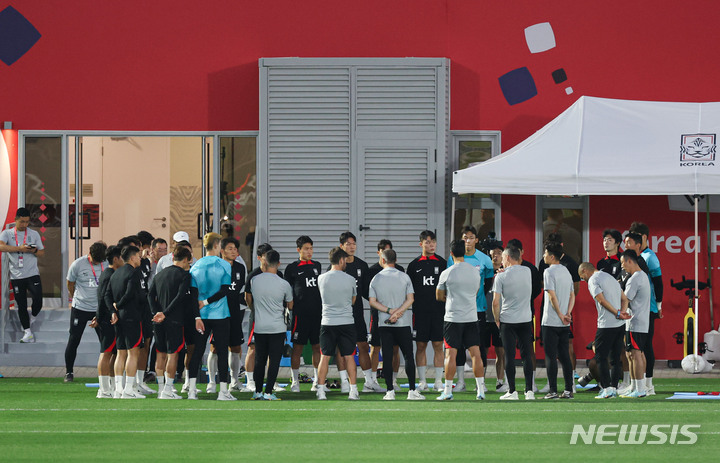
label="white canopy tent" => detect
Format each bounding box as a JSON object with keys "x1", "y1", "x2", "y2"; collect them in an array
[{"x1": 453, "y1": 96, "x2": 720, "y2": 366}]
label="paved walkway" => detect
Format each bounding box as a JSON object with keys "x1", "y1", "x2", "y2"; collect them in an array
[{"x1": 1, "y1": 363, "x2": 717, "y2": 379}]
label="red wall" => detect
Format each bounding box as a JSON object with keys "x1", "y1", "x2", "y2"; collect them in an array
[{"x1": 5, "y1": 1, "x2": 720, "y2": 358}]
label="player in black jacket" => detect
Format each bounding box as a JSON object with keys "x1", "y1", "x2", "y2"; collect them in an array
[
  {"x1": 148, "y1": 246, "x2": 193, "y2": 399},
  {"x1": 105, "y1": 245, "x2": 146, "y2": 399},
  {"x1": 284, "y1": 236, "x2": 323, "y2": 392},
  {"x1": 406, "y1": 231, "x2": 447, "y2": 392},
  {"x1": 220, "y1": 237, "x2": 248, "y2": 391}
]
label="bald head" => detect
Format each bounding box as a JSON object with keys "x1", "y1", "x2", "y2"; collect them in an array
[{"x1": 578, "y1": 262, "x2": 596, "y2": 281}]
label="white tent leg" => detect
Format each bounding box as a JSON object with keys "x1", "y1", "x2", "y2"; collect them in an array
[{"x1": 694, "y1": 195, "x2": 699, "y2": 357}]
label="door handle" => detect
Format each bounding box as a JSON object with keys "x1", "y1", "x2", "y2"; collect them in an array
[
  {"x1": 359, "y1": 225, "x2": 371, "y2": 231},
  {"x1": 153, "y1": 217, "x2": 167, "y2": 222}
]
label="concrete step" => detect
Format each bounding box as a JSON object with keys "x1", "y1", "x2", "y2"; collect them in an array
[
  {"x1": 0, "y1": 352, "x2": 99, "y2": 367},
  {"x1": 6, "y1": 340, "x2": 98, "y2": 355}
]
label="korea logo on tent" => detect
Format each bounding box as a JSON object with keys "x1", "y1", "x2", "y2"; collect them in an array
[{"x1": 680, "y1": 134, "x2": 716, "y2": 164}]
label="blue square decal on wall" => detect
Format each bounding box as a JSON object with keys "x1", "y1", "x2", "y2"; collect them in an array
[
  {"x1": 498, "y1": 67, "x2": 537, "y2": 105},
  {"x1": 0, "y1": 6, "x2": 41, "y2": 66}
]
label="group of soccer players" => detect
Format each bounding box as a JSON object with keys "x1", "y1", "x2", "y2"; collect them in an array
[{"x1": 65, "y1": 219, "x2": 661, "y2": 401}]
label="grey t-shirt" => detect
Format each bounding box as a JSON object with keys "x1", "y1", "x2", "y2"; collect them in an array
[
  {"x1": 67, "y1": 255, "x2": 107, "y2": 312},
  {"x1": 542, "y1": 264, "x2": 573, "y2": 327},
  {"x1": 0, "y1": 227, "x2": 44, "y2": 280},
  {"x1": 588, "y1": 271, "x2": 625, "y2": 329},
  {"x1": 318, "y1": 269, "x2": 357, "y2": 326},
  {"x1": 437, "y1": 262, "x2": 480, "y2": 323},
  {"x1": 250, "y1": 272, "x2": 293, "y2": 334},
  {"x1": 624, "y1": 270, "x2": 651, "y2": 333},
  {"x1": 492, "y1": 265, "x2": 532, "y2": 324},
  {"x1": 369, "y1": 267, "x2": 414, "y2": 328}
]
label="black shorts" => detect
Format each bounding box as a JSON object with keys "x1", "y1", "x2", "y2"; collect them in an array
[
  {"x1": 116, "y1": 320, "x2": 143, "y2": 350},
  {"x1": 353, "y1": 310, "x2": 368, "y2": 344},
  {"x1": 568, "y1": 321, "x2": 574, "y2": 339},
  {"x1": 368, "y1": 309, "x2": 381, "y2": 346},
  {"x1": 291, "y1": 311, "x2": 321, "y2": 346},
  {"x1": 217, "y1": 309, "x2": 245, "y2": 347},
  {"x1": 154, "y1": 322, "x2": 185, "y2": 354},
  {"x1": 413, "y1": 310, "x2": 444, "y2": 343},
  {"x1": 484, "y1": 322, "x2": 503, "y2": 348},
  {"x1": 95, "y1": 322, "x2": 117, "y2": 353},
  {"x1": 184, "y1": 313, "x2": 198, "y2": 346},
  {"x1": 320, "y1": 324, "x2": 356, "y2": 357},
  {"x1": 247, "y1": 320, "x2": 256, "y2": 346},
  {"x1": 142, "y1": 310, "x2": 152, "y2": 341},
  {"x1": 625, "y1": 331, "x2": 647, "y2": 352},
  {"x1": 443, "y1": 321, "x2": 481, "y2": 350}
]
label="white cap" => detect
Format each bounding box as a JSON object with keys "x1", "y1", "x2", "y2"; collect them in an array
[{"x1": 173, "y1": 231, "x2": 190, "y2": 243}]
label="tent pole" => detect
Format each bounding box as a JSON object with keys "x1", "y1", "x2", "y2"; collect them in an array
[
  {"x1": 450, "y1": 195, "x2": 456, "y2": 242},
  {"x1": 694, "y1": 196, "x2": 699, "y2": 357},
  {"x1": 707, "y1": 197, "x2": 715, "y2": 330}
]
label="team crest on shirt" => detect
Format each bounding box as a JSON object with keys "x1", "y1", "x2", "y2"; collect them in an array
[
  {"x1": 680, "y1": 133, "x2": 716, "y2": 165},
  {"x1": 313, "y1": 268, "x2": 318, "y2": 275},
  {"x1": 357, "y1": 269, "x2": 362, "y2": 278},
  {"x1": 434, "y1": 266, "x2": 439, "y2": 274},
  {"x1": 236, "y1": 272, "x2": 241, "y2": 280}
]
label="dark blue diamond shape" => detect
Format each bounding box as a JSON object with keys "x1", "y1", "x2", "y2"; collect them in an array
[
  {"x1": 552, "y1": 68, "x2": 568, "y2": 84},
  {"x1": 498, "y1": 67, "x2": 537, "y2": 106},
  {"x1": 0, "y1": 6, "x2": 41, "y2": 66}
]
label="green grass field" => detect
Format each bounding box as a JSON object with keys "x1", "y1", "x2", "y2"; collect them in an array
[{"x1": 0, "y1": 377, "x2": 718, "y2": 462}]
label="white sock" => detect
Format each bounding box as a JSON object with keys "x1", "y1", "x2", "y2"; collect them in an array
[
  {"x1": 475, "y1": 376, "x2": 485, "y2": 391},
  {"x1": 362, "y1": 369, "x2": 372, "y2": 383},
  {"x1": 393, "y1": 372, "x2": 398, "y2": 384},
  {"x1": 220, "y1": 382, "x2": 228, "y2": 393},
  {"x1": 124, "y1": 376, "x2": 136, "y2": 393},
  {"x1": 350, "y1": 383, "x2": 358, "y2": 393},
  {"x1": 623, "y1": 371, "x2": 630, "y2": 384},
  {"x1": 207, "y1": 351, "x2": 218, "y2": 384},
  {"x1": 646, "y1": 377, "x2": 653, "y2": 388},
  {"x1": 444, "y1": 379, "x2": 453, "y2": 395},
  {"x1": 136, "y1": 371, "x2": 144, "y2": 386},
  {"x1": 164, "y1": 374, "x2": 175, "y2": 393},
  {"x1": 109, "y1": 376, "x2": 115, "y2": 390},
  {"x1": 99, "y1": 375, "x2": 109, "y2": 393},
  {"x1": 435, "y1": 367, "x2": 444, "y2": 382},
  {"x1": 183, "y1": 369, "x2": 190, "y2": 387},
  {"x1": 636, "y1": 378, "x2": 646, "y2": 394},
  {"x1": 115, "y1": 375, "x2": 124, "y2": 393},
  {"x1": 313, "y1": 368, "x2": 319, "y2": 383},
  {"x1": 497, "y1": 378, "x2": 504, "y2": 386},
  {"x1": 572, "y1": 370, "x2": 577, "y2": 379},
  {"x1": 339, "y1": 370, "x2": 349, "y2": 383},
  {"x1": 456, "y1": 370, "x2": 465, "y2": 386},
  {"x1": 246, "y1": 371, "x2": 254, "y2": 385},
  {"x1": 189, "y1": 377, "x2": 197, "y2": 390},
  {"x1": 371, "y1": 370, "x2": 378, "y2": 382},
  {"x1": 291, "y1": 369, "x2": 300, "y2": 384},
  {"x1": 230, "y1": 352, "x2": 241, "y2": 383},
  {"x1": 157, "y1": 375, "x2": 165, "y2": 388},
  {"x1": 630, "y1": 379, "x2": 637, "y2": 391},
  {"x1": 532, "y1": 371, "x2": 537, "y2": 390},
  {"x1": 418, "y1": 366, "x2": 427, "y2": 382}
]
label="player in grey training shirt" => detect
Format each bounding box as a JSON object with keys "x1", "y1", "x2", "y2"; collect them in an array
[
  {"x1": 540, "y1": 244, "x2": 575, "y2": 399},
  {"x1": 64, "y1": 241, "x2": 108, "y2": 382},
  {"x1": 579, "y1": 262, "x2": 630, "y2": 398},
  {"x1": 368, "y1": 249, "x2": 423, "y2": 400},
  {"x1": 492, "y1": 245, "x2": 534, "y2": 400},
  {"x1": 620, "y1": 250, "x2": 651, "y2": 398},
  {"x1": 316, "y1": 247, "x2": 359, "y2": 400},
  {"x1": 246, "y1": 249, "x2": 293, "y2": 400},
  {"x1": 0, "y1": 208, "x2": 45, "y2": 343},
  {"x1": 436, "y1": 240, "x2": 486, "y2": 401}
]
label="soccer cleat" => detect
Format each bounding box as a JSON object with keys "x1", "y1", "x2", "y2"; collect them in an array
[
  {"x1": 112, "y1": 390, "x2": 122, "y2": 399},
  {"x1": 646, "y1": 386, "x2": 656, "y2": 396},
  {"x1": 340, "y1": 380, "x2": 350, "y2": 393},
  {"x1": 496, "y1": 382, "x2": 509, "y2": 393},
  {"x1": 246, "y1": 381, "x2": 256, "y2": 392},
  {"x1": 476, "y1": 389, "x2": 485, "y2": 401},
  {"x1": 433, "y1": 381, "x2": 444, "y2": 392},
  {"x1": 206, "y1": 382, "x2": 217, "y2": 394},
  {"x1": 348, "y1": 389, "x2": 360, "y2": 400},
  {"x1": 572, "y1": 384, "x2": 577, "y2": 394},
  {"x1": 187, "y1": 389, "x2": 198, "y2": 400},
  {"x1": 538, "y1": 383, "x2": 550, "y2": 393},
  {"x1": 417, "y1": 381, "x2": 429, "y2": 392},
  {"x1": 408, "y1": 389, "x2": 426, "y2": 401},
  {"x1": 121, "y1": 390, "x2": 146, "y2": 399},
  {"x1": 138, "y1": 383, "x2": 156, "y2": 395},
  {"x1": 159, "y1": 390, "x2": 183, "y2": 400},
  {"x1": 316, "y1": 388, "x2": 327, "y2": 400},
  {"x1": 454, "y1": 382, "x2": 466, "y2": 392},
  {"x1": 560, "y1": 390, "x2": 574, "y2": 399},
  {"x1": 577, "y1": 374, "x2": 592, "y2": 388},
  {"x1": 311, "y1": 382, "x2": 331, "y2": 392},
  {"x1": 96, "y1": 390, "x2": 113, "y2": 399},
  {"x1": 499, "y1": 391, "x2": 519, "y2": 400},
  {"x1": 393, "y1": 380, "x2": 401, "y2": 391},
  {"x1": 524, "y1": 390, "x2": 535, "y2": 400},
  {"x1": 595, "y1": 388, "x2": 613, "y2": 399},
  {"x1": 64, "y1": 373, "x2": 74, "y2": 383},
  {"x1": 234, "y1": 383, "x2": 254, "y2": 392},
  {"x1": 252, "y1": 392, "x2": 264, "y2": 400},
  {"x1": 621, "y1": 390, "x2": 646, "y2": 398},
  {"x1": 20, "y1": 331, "x2": 34, "y2": 343},
  {"x1": 290, "y1": 382, "x2": 301, "y2": 393},
  {"x1": 263, "y1": 393, "x2": 281, "y2": 401},
  {"x1": 362, "y1": 381, "x2": 386, "y2": 393},
  {"x1": 483, "y1": 384, "x2": 488, "y2": 393},
  {"x1": 273, "y1": 383, "x2": 285, "y2": 392},
  {"x1": 617, "y1": 385, "x2": 633, "y2": 396},
  {"x1": 544, "y1": 392, "x2": 559, "y2": 399},
  {"x1": 181, "y1": 382, "x2": 190, "y2": 393},
  {"x1": 383, "y1": 390, "x2": 396, "y2": 401},
  {"x1": 436, "y1": 391, "x2": 453, "y2": 401},
  {"x1": 217, "y1": 391, "x2": 237, "y2": 401}
]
